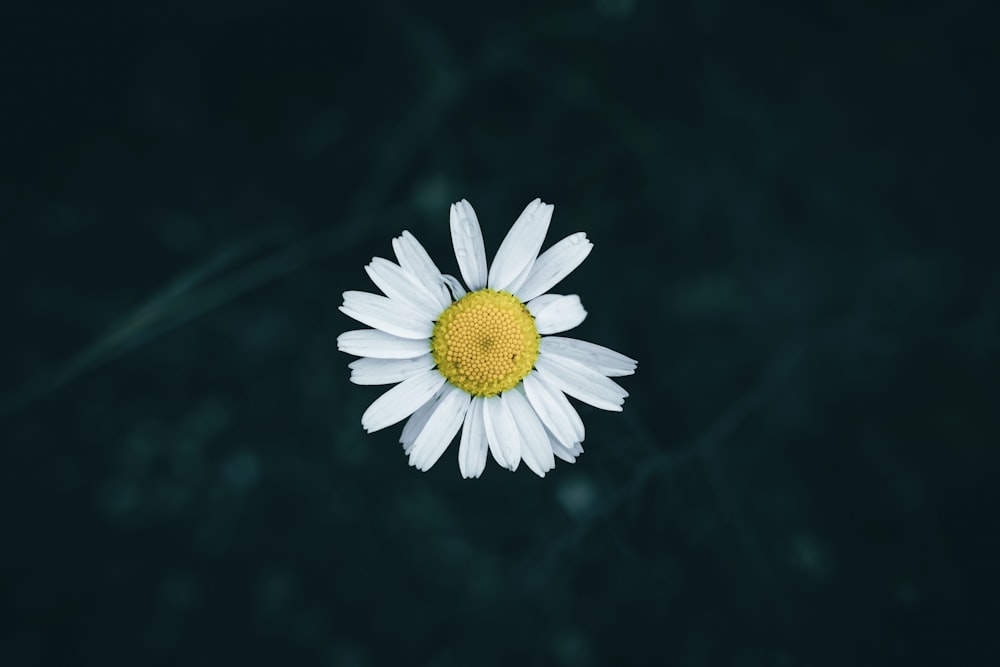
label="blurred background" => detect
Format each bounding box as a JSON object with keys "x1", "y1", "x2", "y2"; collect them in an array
[{"x1": 1, "y1": 1, "x2": 996, "y2": 665}]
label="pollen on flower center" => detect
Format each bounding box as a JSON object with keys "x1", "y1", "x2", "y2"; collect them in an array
[{"x1": 431, "y1": 289, "x2": 540, "y2": 397}]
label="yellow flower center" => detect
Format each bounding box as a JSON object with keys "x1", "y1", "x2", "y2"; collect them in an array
[{"x1": 431, "y1": 289, "x2": 540, "y2": 397}]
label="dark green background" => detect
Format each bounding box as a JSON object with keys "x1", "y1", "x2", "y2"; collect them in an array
[{"x1": 2, "y1": 1, "x2": 996, "y2": 665}]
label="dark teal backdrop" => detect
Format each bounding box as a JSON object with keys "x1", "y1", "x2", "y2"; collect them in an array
[{"x1": 1, "y1": 1, "x2": 996, "y2": 666}]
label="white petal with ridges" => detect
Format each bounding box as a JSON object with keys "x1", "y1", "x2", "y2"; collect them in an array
[
  {"x1": 539, "y1": 336, "x2": 637, "y2": 376},
  {"x1": 361, "y1": 369, "x2": 446, "y2": 432},
  {"x1": 450, "y1": 199, "x2": 488, "y2": 291},
  {"x1": 535, "y1": 373, "x2": 585, "y2": 441},
  {"x1": 522, "y1": 372, "x2": 581, "y2": 448},
  {"x1": 527, "y1": 294, "x2": 587, "y2": 334},
  {"x1": 515, "y1": 232, "x2": 593, "y2": 302},
  {"x1": 408, "y1": 385, "x2": 471, "y2": 471},
  {"x1": 365, "y1": 257, "x2": 442, "y2": 320},
  {"x1": 482, "y1": 394, "x2": 521, "y2": 471},
  {"x1": 534, "y1": 354, "x2": 628, "y2": 412},
  {"x1": 349, "y1": 355, "x2": 436, "y2": 385},
  {"x1": 441, "y1": 274, "x2": 467, "y2": 301},
  {"x1": 340, "y1": 291, "x2": 433, "y2": 339},
  {"x1": 400, "y1": 388, "x2": 444, "y2": 454},
  {"x1": 337, "y1": 329, "x2": 430, "y2": 359},
  {"x1": 551, "y1": 437, "x2": 584, "y2": 463},
  {"x1": 392, "y1": 231, "x2": 451, "y2": 308},
  {"x1": 488, "y1": 199, "x2": 553, "y2": 293},
  {"x1": 503, "y1": 257, "x2": 538, "y2": 297},
  {"x1": 504, "y1": 388, "x2": 555, "y2": 477},
  {"x1": 458, "y1": 397, "x2": 488, "y2": 478}
]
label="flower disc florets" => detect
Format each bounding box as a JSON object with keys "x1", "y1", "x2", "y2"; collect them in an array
[{"x1": 431, "y1": 289, "x2": 539, "y2": 396}]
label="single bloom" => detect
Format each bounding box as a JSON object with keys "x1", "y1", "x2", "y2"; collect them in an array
[{"x1": 337, "y1": 198, "x2": 637, "y2": 478}]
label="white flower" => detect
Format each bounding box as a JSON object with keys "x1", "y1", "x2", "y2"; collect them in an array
[{"x1": 337, "y1": 198, "x2": 637, "y2": 478}]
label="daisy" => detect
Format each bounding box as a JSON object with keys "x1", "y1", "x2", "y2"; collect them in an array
[{"x1": 337, "y1": 198, "x2": 636, "y2": 478}]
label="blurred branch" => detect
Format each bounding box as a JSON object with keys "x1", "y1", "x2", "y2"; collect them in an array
[{"x1": 0, "y1": 205, "x2": 406, "y2": 419}]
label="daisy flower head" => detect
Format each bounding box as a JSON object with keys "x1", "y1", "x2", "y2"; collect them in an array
[{"x1": 337, "y1": 198, "x2": 637, "y2": 478}]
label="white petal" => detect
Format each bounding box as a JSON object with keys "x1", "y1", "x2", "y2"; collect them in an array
[
  {"x1": 505, "y1": 258, "x2": 538, "y2": 298},
  {"x1": 349, "y1": 354, "x2": 435, "y2": 385},
  {"x1": 534, "y1": 354, "x2": 628, "y2": 412},
  {"x1": 361, "y1": 369, "x2": 446, "y2": 432},
  {"x1": 527, "y1": 294, "x2": 587, "y2": 334},
  {"x1": 337, "y1": 329, "x2": 430, "y2": 359},
  {"x1": 534, "y1": 373, "x2": 585, "y2": 441},
  {"x1": 441, "y1": 274, "x2": 467, "y2": 301},
  {"x1": 551, "y1": 436, "x2": 584, "y2": 463},
  {"x1": 340, "y1": 291, "x2": 433, "y2": 340},
  {"x1": 400, "y1": 388, "x2": 444, "y2": 454},
  {"x1": 365, "y1": 257, "x2": 443, "y2": 320},
  {"x1": 482, "y1": 394, "x2": 521, "y2": 471},
  {"x1": 504, "y1": 388, "x2": 555, "y2": 477},
  {"x1": 458, "y1": 397, "x2": 488, "y2": 479},
  {"x1": 539, "y1": 336, "x2": 637, "y2": 376},
  {"x1": 487, "y1": 199, "x2": 553, "y2": 293},
  {"x1": 514, "y1": 232, "x2": 593, "y2": 302},
  {"x1": 449, "y1": 199, "x2": 488, "y2": 291},
  {"x1": 522, "y1": 372, "x2": 581, "y2": 448},
  {"x1": 408, "y1": 385, "x2": 471, "y2": 471},
  {"x1": 392, "y1": 231, "x2": 451, "y2": 308}
]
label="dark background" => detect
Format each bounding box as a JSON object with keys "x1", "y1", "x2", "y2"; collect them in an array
[{"x1": 1, "y1": 1, "x2": 997, "y2": 665}]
